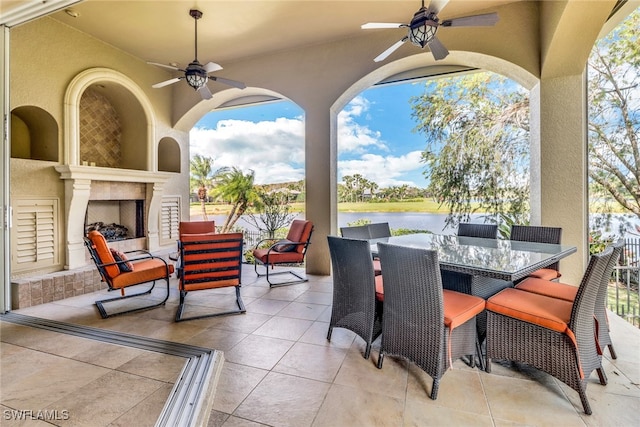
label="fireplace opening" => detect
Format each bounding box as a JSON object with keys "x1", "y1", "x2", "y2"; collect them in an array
[{"x1": 85, "y1": 200, "x2": 145, "y2": 241}]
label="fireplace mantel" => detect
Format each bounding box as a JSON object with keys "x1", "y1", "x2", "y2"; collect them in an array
[
  {"x1": 55, "y1": 165, "x2": 172, "y2": 184},
  {"x1": 55, "y1": 165, "x2": 173, "y2": 269}
]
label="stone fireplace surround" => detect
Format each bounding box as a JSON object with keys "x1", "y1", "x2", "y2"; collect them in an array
[{"x1": 55, "y1": 165, "x2": 170, "y2": 270}]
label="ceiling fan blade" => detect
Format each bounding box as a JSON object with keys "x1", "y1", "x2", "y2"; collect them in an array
[
  {"x1": 361, "y1": 22, "x2": 405, "y2": 29},
  {"x1": 147, "y1": 61, "x2": 181, "y2": 71},
  {"x1": 211, "y1": 76, "x2": 247, "y2": 89},
  {"x1": 427, "y1": 36, "x2": 449, "y2": 60},
  {"x1": 374, "y1": 37, "x2": 407, "y2": 62},
  {"x1": 152, "y1": 77, "x2": 182, "y2": 88},
  {"x1": 198, "y1": 85, "x2": 213, "y2": 100},
  {"x1": 441, "y1": 12, "x2": 499, "y2": 27},
  {"x1": 428, "y1": 0, "x2": 449, "y2": 14},
  {"x1": 203, "y1": 61, "x2": 223, "y2": 73}
]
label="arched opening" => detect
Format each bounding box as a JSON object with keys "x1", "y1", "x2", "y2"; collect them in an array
[{"x1": 10, "y1": 105, "x2": 58, "y2": 162}]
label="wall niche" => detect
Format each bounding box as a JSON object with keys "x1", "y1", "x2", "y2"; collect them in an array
[
  {"x1": 158, "y1": 137, "x2": 181, "y2": 173},
  {"x1": 11, "y1": 106, "x2": 58, "y2": 162}
]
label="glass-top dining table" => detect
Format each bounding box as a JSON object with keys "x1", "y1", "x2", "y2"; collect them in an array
[{"x1": 370, "y1": 233, "x2": 577, "y2": 283}]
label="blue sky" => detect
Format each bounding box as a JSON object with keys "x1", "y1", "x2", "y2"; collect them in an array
[{"x1": 190, "y1": 80, "x2": 429, "y2": 188}]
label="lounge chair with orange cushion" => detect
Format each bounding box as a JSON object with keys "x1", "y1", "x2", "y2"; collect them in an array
[
  {"x1": 84, "y1": 230, "x2": 173, "y2": 318},
  {"x1": 176, "y1": 232, "x2": 245, "y2": 322},
  {"x1": 253, "y1": 219, "x2": 314, "y2": 287}
]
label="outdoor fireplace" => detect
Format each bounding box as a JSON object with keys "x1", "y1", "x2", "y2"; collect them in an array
[{"x1": 85, "y1": 199, "x2": 145, "y2": 241}]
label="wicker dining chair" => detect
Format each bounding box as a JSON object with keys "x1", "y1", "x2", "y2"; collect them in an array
[
  {"x1": 510, "y1": 225, "x2": 563, "y2": 281},
  {"x1": 327, "y1": 236, "x2": 383, "y2": 359},
  {"x1": 376, "y1": 243, "x2": 485, "y2": 400},
  {"x1": 457, "y1": 222, "x2": 498, "y2": 239},
  {"x1": 514, "y1": 239, "x2": 624, "y2": 359},
  {"x1": 485, "y1": 246, "x2": 614, "y2": 415}
]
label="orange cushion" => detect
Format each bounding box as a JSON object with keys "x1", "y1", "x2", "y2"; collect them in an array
[
  {"x1": 442, "y1": 290, "x2": 485, "y2": 330},
  {"x1": 373, "y1": 259, "x2": 382, "y2": 276},
  {"x1": 515, "y1": 277, "x2": 578, "y2": 302},
  {"x1": 486, "y1": 288, "x2": 574, "y2": 335},
  {"x1": 179, "y1": 221, "x2": 215, "y2": 235},
  {"x1": 253, "y1": 248, "x2": 304, "y2": 264},
  {"x1": 110, "y1": 259, "x2": 174, "y2": 289},
  {"x1": 375, "y1": 274, "x2": 384, "y2": 302},
  {"x1": 528, "y1": 268, "x2": 561, "y2": 281},
  {"x1": 285, "y1": 220, "x2": 312, "y2": 254},
  {"x1": 88, "y1": 230, "x2": 119, "y2": 279}
]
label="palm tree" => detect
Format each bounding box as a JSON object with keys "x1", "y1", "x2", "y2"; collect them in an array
[
  {"x1": 190, "y1": 155, "x2": 216, "y2": 220},
  {"x1": 212, "y1": 167, "x2": 262, "y2": 232}
]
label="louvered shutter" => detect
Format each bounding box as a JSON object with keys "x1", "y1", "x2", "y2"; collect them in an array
[
  {"x1": 160, "y1": 196, "x2": 180, "y2": 245},
  {"x1": 12, "y1": 199, "x2": 59, "y2": 271}
]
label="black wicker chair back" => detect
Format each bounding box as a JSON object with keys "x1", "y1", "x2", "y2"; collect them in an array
[
  {"x1": 339, "y1": 225, "x2": 371, "y2": 239},
  {"x1": 376, "y1": 243, "x2": 484, "y2": 400},
  {"x1": 457, "y1": 223, "x2": 498, "y2": 239},
  {"x1": 368, "y1": 222, "x2": 391, "y2": 239},
  {"x1": 327, "y1": 236, "x2": 382, "y2": 359},
  {"x1": 510, "y1": 225, "x2": 562, "y2": 274},
  {"x1": 594, "y1": 239, "x2": 624, "y2": 359}
]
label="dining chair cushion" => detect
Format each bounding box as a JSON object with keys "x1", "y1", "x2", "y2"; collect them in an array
[
  {"x1": 514, "y1": 277, "x2": 577, "y2": 302},
  {"x1": 442, "y1": 290, "x2": 485, "y2": 330},
  {"x1": 375, "y1": 274, "x2": 384, "y2": 302},
  {"x1": 486, "y1": 288, "x2": 576, "y2": 345},
  {"x1": 88, "y1": 230, "x2": 120, "y2": 279},
  {"x1": 373, "y1": 259, "x2": 382, "y2": 276},
  {"x1": 528, "y1": 268, "x2": 562, "y2": 281}
]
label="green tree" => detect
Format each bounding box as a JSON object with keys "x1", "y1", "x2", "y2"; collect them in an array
[
  {"x1": 411, "y1": 72, "x2": 530, "y2": 228},
  {"x1": 212, "y1": 167, "x2": 262, "y2": 233},
  {"x1": 190, "y1": 154, "x2": 217, "y2": 220},
  {"x1": 588, "y1": 8, "x2": 640, "y2": 231},
  {"x1": 245, "y1": 191, "x2": 297, "y2": 238}
]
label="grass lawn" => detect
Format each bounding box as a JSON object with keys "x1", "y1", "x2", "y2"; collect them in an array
[{"x1": 191, "y1": 199, "x2": 450, "y2": 216}]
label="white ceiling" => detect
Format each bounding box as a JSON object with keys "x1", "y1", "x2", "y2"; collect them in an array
[{"x1": 3, "y1": 0, "x2": 522, "y2": 70}]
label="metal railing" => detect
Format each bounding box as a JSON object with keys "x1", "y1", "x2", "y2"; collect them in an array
[{"x1": 597, "y1": 238, "x2": 640, "y2": 328}]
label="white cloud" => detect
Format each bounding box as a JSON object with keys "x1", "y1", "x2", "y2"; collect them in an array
[
  {"x1": 339, "y1": 151, "x2": 424, "y2": 187},
  {"x1": 337, "y1": 96, "x2": 387, "y2": 154},
  {"x1": 190, "y1": 117, "x2": 305, "y2": 184},
  {"x1": 189, "y1": 96, "x2": 419, "y2": 187}
]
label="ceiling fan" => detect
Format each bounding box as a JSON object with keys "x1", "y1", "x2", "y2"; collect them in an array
[
  {"x1": 148, "y1": 9, "x2": 246, "y2": 100},
  {"x1": 362, "y1": 0, "x2": 499, "y2": 62}
]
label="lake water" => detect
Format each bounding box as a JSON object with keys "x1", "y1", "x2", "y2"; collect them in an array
[{"x1": 198, "y1": 212, "x2": 639, "y2": 239}]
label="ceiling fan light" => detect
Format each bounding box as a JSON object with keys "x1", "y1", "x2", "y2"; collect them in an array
[
  {"x1": 185, "y1": 68, "x2": 208, "y2": 90},
  {"x1": 409, "y1": 21, "x2": 438, "y2": 48}
]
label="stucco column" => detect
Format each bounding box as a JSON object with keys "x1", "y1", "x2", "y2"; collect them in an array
[
  {"x1": 304, "y1": 105, "x2": 336, "y2": 275},
  {"x1": 534, "y1": 74, "x2": 589, "y2": 284}
]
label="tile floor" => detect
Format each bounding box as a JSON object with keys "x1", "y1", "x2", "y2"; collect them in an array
[{"x1": 1, "y1": 265, "x2": 639, "y2": 427}]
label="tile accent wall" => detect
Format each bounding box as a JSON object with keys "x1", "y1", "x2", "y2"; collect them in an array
[{"x1": 79, "y1": 88, "x2": 122, "y2": 168}]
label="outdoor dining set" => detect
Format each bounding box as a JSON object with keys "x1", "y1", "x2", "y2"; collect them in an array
[
  {"x1": 330, "y1": 222, "x2": 623, "y2": 415},
  {"x1": 83, "y1": 219, "x2": 622, "y2": 416}
]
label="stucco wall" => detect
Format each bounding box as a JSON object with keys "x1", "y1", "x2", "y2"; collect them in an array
[{"x1": 9, "y1": 16, "x2": 190, "y2": 274}]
